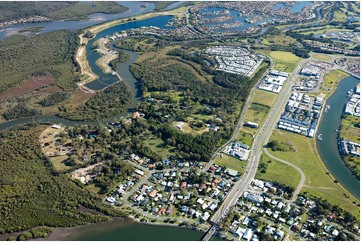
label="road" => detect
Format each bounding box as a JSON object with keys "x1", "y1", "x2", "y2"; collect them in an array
[
  {"x1": 202, "y1": 60, "x2": 273, "y2": 172},
  {"x1": 203, "y1": 59, "x2": 309, "y2": 240},
  {"x1": 263, "y1": 148, "x2": 306, "y2": 202}
]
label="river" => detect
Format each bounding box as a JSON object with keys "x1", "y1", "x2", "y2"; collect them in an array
[
  {"x1": 0, "y1": 2, "x2": 156, "y2": 40},
  {"x1": 316, "y1": 76, "x2": 360, "y2": 199},
  {"x1": 59, "y1": 221, "x2": 206, "y2": 241}
]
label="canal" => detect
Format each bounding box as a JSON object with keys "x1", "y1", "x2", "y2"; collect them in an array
[{"x1": 316, "y1": 76, "x2": 360, "y2": 199}]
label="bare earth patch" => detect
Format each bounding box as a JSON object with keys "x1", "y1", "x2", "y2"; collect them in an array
[{"x1": 0, "y1": 73, "x2": 54, "y2": 101}]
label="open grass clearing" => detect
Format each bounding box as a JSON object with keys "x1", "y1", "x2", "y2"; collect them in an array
[
  {"x1": 317, "y1": 69, "x2": 349, "y2": 98},
  {"x1": 244, "y1": 102, "x2": 270, "y2": 125},
  {"x1": 311, "y1": 53, "x2": 333, "y2": 62},
  {"x1": 255, "y1": 153, "x2": 301, "y2": 189},
  {"x1": 145, "y1": 136, "x2": 176, "y2": 159},
  {"x1": 237, "y1": 131, "x2": 254, "y2": 147},
  {"x1": 50, "y1": 156, "x2": 70, "y2": 172},
  {"x1": 259, "y1": 50, "x2": 301, "y2": 73},
  {"x1": 268, "y1": 129, "x2": 360, "y2": 218},
  {"x1": 172, "y1": 121, "x2": 208, "y2": 135},
  {"x1": 270, "y1": 51, "x2": 300, "y2": 62},
  {"x1": 274, "y1": 61, "x2": 298, "y2": 73},
  {"x1": 251, "y1": 89, "x2": 278, "y2": 107},
  {"x1": 340, "y1": 115, "x2": 360, "y2": 143},
  {"x1": 262, "y1": 33, "x2": 298, "y2": 47},
  {"x1": 214, "y1": 154, "x2": 247, "y2": 174}
]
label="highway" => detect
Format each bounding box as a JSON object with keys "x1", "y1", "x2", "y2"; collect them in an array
[
  {"x1": 202, "y1": 60, "x2": 273, "y2": 172},
  {"x1": 203, "y1": 59, "x2": 309, "y2": 240}
]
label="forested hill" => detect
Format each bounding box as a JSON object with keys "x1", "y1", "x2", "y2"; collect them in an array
[
  {"x1": 0, "y1": 125, "x2": 125, "y2": 236},
  {"x1": 0, "y1": 1, "x2": 128, "y2": 22}
]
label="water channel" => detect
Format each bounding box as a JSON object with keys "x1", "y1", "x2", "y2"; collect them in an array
[{"x1": 316, "y1": 76, "x2": 360, "y2": 199}]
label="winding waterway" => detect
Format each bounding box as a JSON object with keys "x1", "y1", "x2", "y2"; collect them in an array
[
  {"x1": 316, "y1": 76, "x2": 360, "y2": 199},
  {"x1": 0, "y1": 2, "x2": 156, "y2": 40}
]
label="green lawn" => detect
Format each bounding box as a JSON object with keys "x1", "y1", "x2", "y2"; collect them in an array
[
  {"x1": 318, "y1": 70, "x2": 349, "y2": 98},
  {"x1": 145, "y1": 136, "x2": 176, "y2": 159},
  {"x1": 251, "y1": 89, "x2": 278, "y2": 107},
  {"x1": 244, "y1": 102, "x2": 270, "y2": 125},
  {"x1": 268, "y1": 129, "x2": 360, "y2": 218},
  {"x1": 259, "y1": 50, "x2": 301, "y2": 73},
  {"x1": 214, "y1": 154, "x2": 248, "y2": 174},
  {"x1": 237, "y1": 131, "x2": 254, "y2": 147},
  {"x1": 270, "y1": 51, "x2": 300, "y2": 62},
  {"x1": 50, "y1": 156, "x2": 70, "y2": 172},
  {"x1": 255, "y1": 154, "x2": 301, "y2": 189},
  {"x1": 311, "y1": 53, "x2": 333, "y2": 62},
  {"x1": 340, "y1": 114, "x2": 360, "y2": 143}
]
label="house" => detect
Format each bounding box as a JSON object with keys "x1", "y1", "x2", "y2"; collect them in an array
[
  {"x1": 210, "y1": 165, "x2": 217, "y2": 171},
  {"x1": 277, "y1": 201, "x2": 284, "y2": 210},
  {"x1": 181, "y1": 205, "x2": 189, "y2": 213},
  {"x1": 140, "y1": 198, "x2": 149, "y2": 206},
  {"x1": 106, "y1": 197, "x2": 116, "y2": 204},
  {"x1": 292, "y1": 224, "x2": 301, "y2": 232},
  {"x1": 242, "y1": 228, "x2": 253, "y2": 241},
  {"x1": 201, "y1": 212, "x2": 210, "y2": 221},
  {"x1": 132, "y1": 111, "x2": 145, "y2": 119},
  {"x1": 166, "y1": 204, "x2": 173, "y2": 214},
  {"x1": 225, "y1": 168, "x2": 239, "y2": 177},
  {"x1": 275, "y1": 230, "x2": 285, "y2": 240},
  {"x1": 157, "y1": 207, "x2": 166, "y2": 215},
  {"x1": 332, "y1": 229, "x2": 339, "y2": 237},
  {"x1": 197, "y1": 198, "x2": 205, "y2": 205},
  {"x1": 149, "y1": 189, "x2": 158, "y2": 198}
]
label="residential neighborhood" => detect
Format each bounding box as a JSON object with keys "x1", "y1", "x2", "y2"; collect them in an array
[{"x1": 205, "y1": 46, "x2": 264, "y2": 77}]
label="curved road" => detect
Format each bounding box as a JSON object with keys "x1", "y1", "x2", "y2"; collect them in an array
[{"x1": 263, "y1": 148, "x2": 306, "y2": 202}]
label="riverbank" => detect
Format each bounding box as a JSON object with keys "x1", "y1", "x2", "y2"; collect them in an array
[
  {"x1": 75, "y1": 7, "x2": 186, "y2": 89},
  {"x1": 316, "y1": 75, "x2": 360, "y2": 199},
  {"x1": 35, "y1": 217, "x2": 132, "y2": 241},
  {"x1": 38, "y1": 216, "x2": 209, "y2": 241},
  {"x1": 76, "y1": 33, "x2": 97, "y2": 93}
]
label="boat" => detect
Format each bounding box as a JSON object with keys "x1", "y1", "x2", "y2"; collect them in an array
[
  {"x1": 317, "y1": 134, "x2": 323, "y2": 141},
  {"x1": 325, "y1": 105, "x2": 330, "y2": 112},
  {"x1": 347, "y1": 89, "x2": 352, "y2": 96}
]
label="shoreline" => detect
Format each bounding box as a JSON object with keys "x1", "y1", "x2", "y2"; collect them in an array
[
  {"x1": 75, "y1": 8, "x2": 184, "y2": 90},
  {"x1": 35, "y1": 217, "x2": 132, "y2": 241},
  {"x1": 315, "y1": 75, "x2": 360, "y2": 201}
]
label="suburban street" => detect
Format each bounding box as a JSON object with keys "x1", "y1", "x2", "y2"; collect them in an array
[{"x1": 203, "y1": 59, "x2": 309, "y2": 240}]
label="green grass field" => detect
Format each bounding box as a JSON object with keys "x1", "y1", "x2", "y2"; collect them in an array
[
  {"x1": 311, "y1": 53, "x2": 333, "y2": 62},
  {"x1": 214, "y1": 154, "x2": 248, "y2": 174},
  {"x1": 251, "y1": 89, "x2": 278, "y2": 107},
  {"x1": 237, "y1": 131, "x2": 254, "y2": 147},
  {"x1": 255, "y1": 154, "x2": 301, "y2": 189},
  {"x1": 244, "y1": 102, "x2": 270, "y2": 125},
  {"x1": 146, "y1": 136, "x2": 176, "y2": 159},
  {"x1": 259, "y1": 51, "x2": 301, "y2": 73},
  {"x1": 340, "y1": 115, "x2": 360, "y2": 143},
  {"x1": 268, "y1": 129, "x2": 360, "y2": 218},
  {"x1": 319, "y1": 70, "x2": 349, "y2": 98},
  {"x1": 50, "y1": 156, "x2": 70, "y2": 172},
  {"x1": 270, "y1": 51, "x2": 300, "y2": 62}
]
